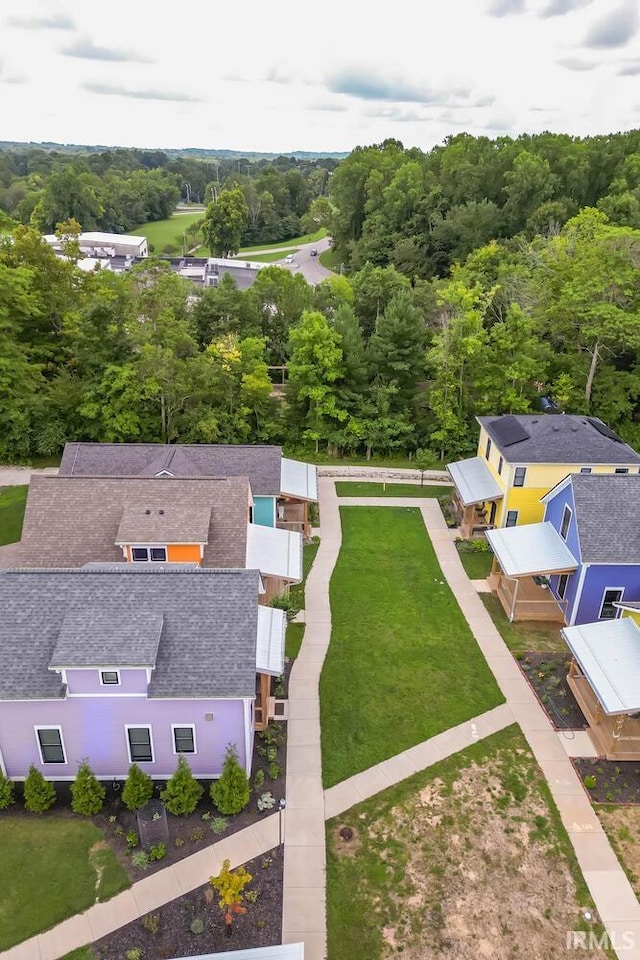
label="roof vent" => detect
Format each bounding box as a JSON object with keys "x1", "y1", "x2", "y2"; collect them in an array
[
  {"x1": 531, "y1": 418, "x2": 539, "y2": 424},
  {"x1": 145, "y1": 509, "x2": 151, "y2": 515},
  {"x1": 552, "y1": 426, "x2": 560, "y2": 432},
  {"x1": 159, "y1": 509, "x2": 164, "y2": 515}
]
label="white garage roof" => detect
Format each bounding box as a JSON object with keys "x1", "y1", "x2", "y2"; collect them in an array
[
  {"x1": 486, "y1": 521, "x2": 578, "y2": 577},
  {"x1": 171, "y1": 945, "x2": 304, "y2": 960},
  {"x1": 281, "y1": 457, "x2": 318, "y2": 501},
  {"x1": 246, "y1": 523, "x2": 303, "y2": 582},
  {"x1": 447, "y1": 456, "x2": 503, "y2": 507},
  {"x1": 562, "y1": 618, "x2": 640, "y2": 715},
  {"x1": 256, "y1": 605, "x2": 286, "y2": 676}
]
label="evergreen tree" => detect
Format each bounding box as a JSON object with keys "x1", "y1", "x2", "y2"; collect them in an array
[
  {"x1": 121, "y1": 764, "x2": 154, "y2": 812},
  {"x1": 210, "y1": 744, "x2": 250, "y2": 815},
  {"x1": 70, "y1": 760, "x2": 106, "y2": 815},
  {"x1": 161, "y1": 755, "x2": 204, "y2": 815},
  {"x1": 23, "y1": 765, "x2": 56, "y2": 813},
  {"x1": 0, "y1": 772, "x2": 15, "y2": 810}
]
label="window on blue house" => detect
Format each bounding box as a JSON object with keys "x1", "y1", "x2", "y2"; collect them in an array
[
  {"x1": 557, "y1": 574, "x2": 569, "y2": 599},
  {"x1": 599, "y1": 588, "x2": 624, "y2": 620},
  {"x1": 560, "y1": 505, "x2": 572, "y2": 541}
]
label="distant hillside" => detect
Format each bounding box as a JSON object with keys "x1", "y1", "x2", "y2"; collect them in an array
[{"x1": 0, "y1": 140, "x2": 348, "y2": 161}]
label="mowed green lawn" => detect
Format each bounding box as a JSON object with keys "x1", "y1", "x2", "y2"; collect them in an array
[
  {"x1": 0, "y1": 485, "x2": 28, "y2": 544},
  {"x1": 320, "y1": 507, "x2": 504, "y2": 787},
  {"x1": 131, "y1": 211, "x2": 204, "y2": 251},
  {"x1": 0, "y1": 818, "x2": 129, "y2": 950},
  {"x1": 335, "y1": 482, "x2": 452, "y2": 498}
]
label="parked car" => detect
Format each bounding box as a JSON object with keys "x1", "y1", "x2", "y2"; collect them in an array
[
  {"x1": 284, "y1": 254, "x2": 294, "y2": 263},
  {"x1": 310, "y1": 249, "x2": 318, "y2": 256}
]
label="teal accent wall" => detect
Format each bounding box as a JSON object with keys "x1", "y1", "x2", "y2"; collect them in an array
[{"x1": 253, "y1": 496, "x2": 276, "y2": 527}]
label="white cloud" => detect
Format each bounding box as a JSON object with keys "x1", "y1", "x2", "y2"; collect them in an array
[{"x1": 0, "y1": 0, "x2": 638, "y2": 153}]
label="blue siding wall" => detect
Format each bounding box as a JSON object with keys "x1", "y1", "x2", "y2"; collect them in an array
[
  {"x1": 576, "y1": 565, "x2": 640, "y2": 624},
  {"x1": 253, "y1": 496, "x2": 276, "y2": 528},
  {"x1": 543, "y1": 481, "x2": 581, "y2": 621}
]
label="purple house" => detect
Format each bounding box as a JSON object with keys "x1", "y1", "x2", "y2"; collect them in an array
[
  {"x1": 486, "y1": 474, "x2": 640, "y2": 624},
  {"x1": 0, "y1": 566, "x2": 286, "y2": 781}
]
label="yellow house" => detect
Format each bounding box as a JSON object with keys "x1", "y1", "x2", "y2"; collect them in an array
[{"x1": 448, "y1": 413, "x2": 640, "y2": 536}]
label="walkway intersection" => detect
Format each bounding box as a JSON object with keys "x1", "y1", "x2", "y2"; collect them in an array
[{"x1": 4, "y1": 476, "x2": 640, "y2": 960}]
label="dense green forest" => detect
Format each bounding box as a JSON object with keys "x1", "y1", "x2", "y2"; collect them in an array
[{"x1": 2, "y1": 132, "x2": 640, "y2": 464}]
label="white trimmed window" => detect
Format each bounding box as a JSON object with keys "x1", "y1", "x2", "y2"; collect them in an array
[
  {"x1": 498, "y1": 455, "x2": 503, "y2": 475},
  {"x1": 580, "y1": 467, "x2": 592, "y2": 474},
  {"x1": 131, "y1": 546, "x2": 167, "y2": 563},
  {"x1": 599, "y1": 588, "x2": 624, "y2": 621},
  {"x1": 560, "y1": 505, "x2": 572, "y2": 541},
  {"x1": 557, "y1": 574, "x2": 569, "y2": 600},
  {"x1": 36, "y1": 726, "x2": 66, "y2": 764},
  {"x1": 126, "y1": 726, "x2": 154, "y2": 762},
  {"x1": 513, "y1": 467, "x2": 526, "y2": 487},
  {"x1": 100, "y1": 670, "x2": 120, "y2": 686},
  {"x1": 615, "y1": 468, "x2": 629, "y2": 475},
  {"x1": 172, "y1": 725, "x2": 196, "y2": 754},
  {"x1": 485, "y1": 437, "x2": 492, "y2": 459},
  {"x1": 505, "y1": 510, "x2": 518, "y2": 527}
]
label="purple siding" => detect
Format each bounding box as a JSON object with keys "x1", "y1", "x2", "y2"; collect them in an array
[
  {"x1": 543, "y1": 483, "x2": 581, "y2": 621},
  {"x1": 0, "y1": 697, "x2": 249, "y2": 780},
  {"x1": 574, "y1": 565, "x2": 640, "y2": 625},
  {"x1": 65, "y1": 668, "x2": 149, "y2": 695}
]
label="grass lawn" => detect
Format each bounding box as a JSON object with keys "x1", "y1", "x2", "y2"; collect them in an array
[
  {"x1": 326, "y1": 725, "x2": 607, "y2": 960},
  {"x1": 320, "y1": 508, "x2": 503, "y2": 787},
  {"x1": 60, "y1": 950, "x2": 94, "y2": 960},
  {"x1": 335, "y1": 482, "x2": 452, "y2": 498},
  {"x1": 0, "y1": 817, "x2": 130, "y2": 950},
  {"x1": 285, "y1": 537, "x2": 320, "y2": 661},
  {"x1": 239, "y1": 227, "x2": 327, "y2": 253},
  {"x1": 596, "y1": 806, "x2": 640, "y2": 899},
  {"x1": 234, "y1": 249, "x2": 297, "y2": 263},
  {"x1": 480, "y1": 593, "x2": 566, "y2": 654},
  {"x1": 131, "y1": 211, "x2": 204, "y2": 252},
  {"x1": 0, "y1": 485, "x2": 28, "y2": 544},
  {"x1": 456, "y1": 540, "x2": 494, "y2": 579},
  {"x1": 319, "y1": 247, "x2": 342, "y2": 272}
]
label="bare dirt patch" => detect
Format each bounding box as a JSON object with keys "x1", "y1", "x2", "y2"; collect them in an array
[{"x1": 327, "y1": 728, "x2": 607, "y2": 960}]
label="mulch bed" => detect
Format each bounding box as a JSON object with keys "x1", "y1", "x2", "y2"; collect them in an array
[
  {"x1": 517, "y1": 652, "x2": 588, "y2": 730},
  {"x1": 92, "y1": 846, "x2": 283, "y2": 959},
  {"x1": 573, "y1": 758, "x2": 640, "y2": 804}
]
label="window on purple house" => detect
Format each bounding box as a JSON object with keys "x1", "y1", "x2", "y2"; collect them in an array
[{"x1": 36, "y1": 727, "x2": 66, "y2": 763}]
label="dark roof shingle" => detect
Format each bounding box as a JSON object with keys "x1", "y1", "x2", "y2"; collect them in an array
[
  {"x1": 570, "y1": 473, "x2": 640, "y2": 563},
  {"x1": 477, "y1": 415, "x2": 640, "y2": 465}
]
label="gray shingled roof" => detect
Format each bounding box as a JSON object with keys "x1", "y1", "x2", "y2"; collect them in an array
[
  {"x1": 116, "y1": 503, "x2": 212, "y2": 545},
  {"x1": 570, "y1": 474, "x2": 640, "y2": 563},
  {"x1": 17, "y1": 476, "x2": 249, "y2": 569},
  {"x1": 0, "y1": 567, "x2": 262, "y2": 700},
  {"x1": 60, "y1": 443, "x2": 284, "y2": 496},
  {"x1": 477, "y1": 415, "x2": 640, "y2": 465},
  {"x1": 51, "y1": 607, "x2": 163, "y2": 668}
]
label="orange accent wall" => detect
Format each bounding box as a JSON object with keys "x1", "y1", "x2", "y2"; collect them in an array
[{"x1": 167, "y1": 544, "x2": 202, "y2": 564}]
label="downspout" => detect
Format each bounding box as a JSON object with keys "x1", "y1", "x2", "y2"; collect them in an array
[{"x1": 243, "y1": 699, "x2": 253, "y2": 778}]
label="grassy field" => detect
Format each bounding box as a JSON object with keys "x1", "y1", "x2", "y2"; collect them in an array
[
  {"x1": 240, "y1": 227, "x2": 327, "y2": 253},
  {"x1": 326, "y1": 725, "x2": 607, "y2": 960},
  {"x1": 234, "y1": 249, "x2": 297, "y2": 263},
  {"x1": 335, "y1": 482, "x2": 452, "y2": 498},
  {"x1": 0, "y1": 485, "x2": 28, "y2": 544},
  {"x1": 320, "y1": 507, "x2": 503, "y2": 787},
  {"x1": 480, "y1": 593, "x2": 566, "y2": 654},
  {"x1": 456, "y1": 540, "x2": 494, "y2": 579},
  {"x1": 285, "y1": 537, "x2": 320, "y2": 661},
  {"x1": 131, "y1": 211, "x2": 204, "y2": 253},
  {"x1": 319, "y1": 247, "x2": 342, "y2": 272},
  {"x1": 0, "y1": 818, "x2": 129, "y2": 950}
]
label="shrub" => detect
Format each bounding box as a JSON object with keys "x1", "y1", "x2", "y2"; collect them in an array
[
  {"x1": 253, "y1": 768, "x2": 265, "y2": 791},
  {"x1": 268, "y1": 762, "x2": 281, "y2": 781},
  {"x1": 268, "y1": 593, "x2": 300, "y2": 622},
  {"x1": 210, "y1": 816, "x2": 228, "y2": 835},
  {"x1": 161, "y1": 755, "x2": 203, "y2": 815},
  {"x1": 23, "y1": 765, "x2": 56, "y2": 813},
  {"x1": 122, "y1": 764, "x2": 153, "y2": 811},
  {"x1": 126, "y1": 831, "x2": 139, "y2": 849},
  {"x1": 584, "y1": 775, "x2": 597, "y2": 789},
  {"x1": 190, "y1": 826, "x2": 205, "y2": 843},
  {"x1": 257, "y1": 791, "x2": 276, "y2": 811},
  {"x1": 70, "y1": 760, "x2": 105, "y2": 815},
  {"x1": 149, "y1": 843, "x2": 167, "y2": 861},
  {"x1": 210, "y1": 744, "x2": 250, "y2": 815},
  {"x1": 0, "y1": 772, "x2": 16, "y2": 810},
  {"x1": 190, "y1": 917, "x2": 205, "y2": 935},
  {"x1": 142, "y1": 912, "x2": 159, "y2": 935},
  {"x1": 209, "y1": 858, "x2": 253, "y2": 930},
  {"x1": 126, "y1": 950, "x2": 143, "y2": 960},
  {"x1": 131, "y1": 850, "x2": 150, "y2": 870}
]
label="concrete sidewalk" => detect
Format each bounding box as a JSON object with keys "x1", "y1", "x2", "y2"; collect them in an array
[{"x1": 1, "y1": 814, "x2": 280, "y2": 960}]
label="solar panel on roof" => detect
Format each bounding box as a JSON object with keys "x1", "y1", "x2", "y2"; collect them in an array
[
  {"x1": 587, "y1": 417, "x2": 621, "y2": 442},
  {"x1": 490, "y1": 416, "x2": 531, "y2": 447}
]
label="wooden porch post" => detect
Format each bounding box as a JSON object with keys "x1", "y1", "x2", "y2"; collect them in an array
[{"x1": 510, "y1": 577, "x2": 519, "y2": 622}]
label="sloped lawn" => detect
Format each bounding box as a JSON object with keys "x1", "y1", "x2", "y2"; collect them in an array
[
  {"x1": 0, "y1": 817, "x2": 129, "y2": 950},
  {"x1": 320, "y1": 507, "x2": 503, "y2": 787},
  {"x1": 0, "y1": 484, "x2": 28, "y2": 544}
]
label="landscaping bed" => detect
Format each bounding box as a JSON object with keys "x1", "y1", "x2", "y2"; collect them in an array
[
  {"x1": 327, "y1": 725, "x2": 607, "y2": 960},
  {"x1": 518, "y1": 652, "x2": 588, "y2": 730},
  {"x1": 90, "y1": 847, "x2": 283, "y2": 959},
  {"x1": 574, "y1": 758, "x2": 640, "y2": 804}
]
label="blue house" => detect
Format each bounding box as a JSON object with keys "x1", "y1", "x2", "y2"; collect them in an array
[{"x1": 486, "y1": 474, "x2": 640, "y2": 624}]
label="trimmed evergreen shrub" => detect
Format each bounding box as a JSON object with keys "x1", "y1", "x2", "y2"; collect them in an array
[
  {"x1": 210, "y1": 744, "x2": 250, "y2": 815},
  {"x1": 161, "y1": 755, "x2": 203, "y2": 815},
  {"x1": 23, "y1": 765, "x2": 56, "y2": 813},
  {"x1": 0, "y1": 772, "x2": 16, "y2": 810},
  {"x1": 70, "y1": 760, "x2": 106, "y2": 815},
  {"x1": 121, "y1": 763, "x2": 154, "y2": 811}
]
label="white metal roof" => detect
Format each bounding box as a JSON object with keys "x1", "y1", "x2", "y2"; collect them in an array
[
  {"x1": 562, "y1": 618, "x2": 640, "y2": 715},
  {"x1": 171, "y1": 945, "x2": 304, "y2": 960},
  {"x1": 281, "y1": 457, "x2": 318, "y2": 501},
  {"x1": 256, "y1": 605, "x2": 286, "y2": 676},
  {"x1": 486, "y1": 521, "x2": 578, "y2": 577},
  {"x1": 246, "y1": 523, "x2": 303, "y2": 582},
  {"x1": 447, "y1": 456, "x2": 503, "y2": 506}
]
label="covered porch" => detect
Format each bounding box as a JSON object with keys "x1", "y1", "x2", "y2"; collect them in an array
[
  {"x1": 279, "y1": 457, "x2": 318, "y2": 538},
  {"x1": 276, "y1": 499, "x2": 310, "y2": 538},
  {"x1": 486, "y1": 522, "x2": 577, "y2": 623},
  {"x1": 447, "y1": 456, "x2": 503, "y2": 539},
  {"x1": 254, "y1": 606, "x2": 286, "y2": 731},
  {"x1": 563, "y1": 619, "x2": 640, "y2": 760}
]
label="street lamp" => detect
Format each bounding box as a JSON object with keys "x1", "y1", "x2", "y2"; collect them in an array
[{"x1": 278, "y1": 798, "x2": 287, "y2": 850}]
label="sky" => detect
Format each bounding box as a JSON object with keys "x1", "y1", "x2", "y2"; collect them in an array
[{"x1": 2, "y1": 0, "x2": 640, "y2": 155}]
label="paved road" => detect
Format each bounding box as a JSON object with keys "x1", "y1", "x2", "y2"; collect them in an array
[{"x1": 241, "y1": 236, "x2": 336, "y2": 286}]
